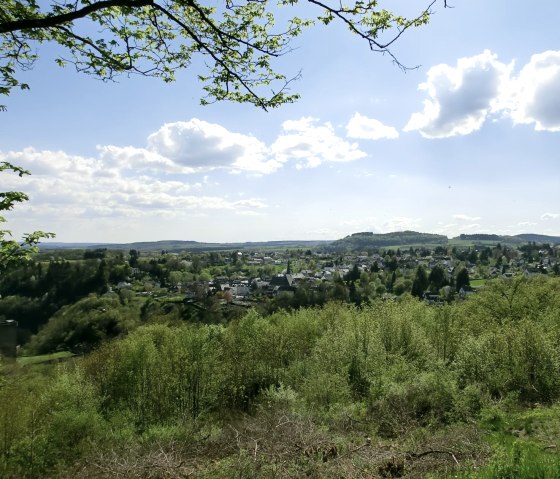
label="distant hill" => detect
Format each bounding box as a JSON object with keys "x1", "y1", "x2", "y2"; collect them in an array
[
  {"x1": 41, "y1": 239, "x2": 330, "y2": 252},
  {"x1": 326, "y1": 231, "x2": 448, "y2": 252},
  {"x1": 457, "y1": 234, "x2": 503, "y2": 242},
  {"x1": 40, "y1": 231, "x2": 560, "y2": 253},
  {"x1": 514, "y1": 233, "x2": 560, "y2": 244},
  {"x1": 455, "y1": 233, "x2": 560, "y2": 246}
]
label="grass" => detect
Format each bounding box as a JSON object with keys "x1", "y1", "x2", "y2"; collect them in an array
[
  {"x1": 438, "y1": 404, "x2": 560, "y2": 478},
  {"x1": 17, "y1": 351, "x2": 74, "y2": 366},
  {"x1": 446, "y1": 443, "x2": 560, "y2": 478}
]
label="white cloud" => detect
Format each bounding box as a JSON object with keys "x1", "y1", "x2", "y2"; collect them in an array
[
  {"x1": 346, "y1": 113, "x2": 399, "y2": 140},
  {"x1": 2, "y1": 116, "x2": 373, "y2": 240},
  {"x1": 404, "y1": 50, "x2": 512, "y2": 138},
  {"x1": 271, "y1": 117, "x2": 367, "y2": 169},
  {"x1": 517, "y1": 221, "x2": 537, "y2": 227},
  {"x1": 146, "y1": 119, "x2": 280, "y2": 174},
  {"x1": 235, "y1": 210, "x2": 263, "y2": 217},
  {"x1": 99, "y1": 118, "x2": 364, "y2": 175},
  {"x1": 97, "y1": 145, "x2": 185, "y2": 173},
  {"x1": 508, "y1": 51, "x2": 560, "y2": 131},
  {"x1": 405, "y1": 49, "x2": 560, "y2": 137},
  {"x1": 337, "y1": 217, "x2": 379, "y2": 235},
  {"x1": 452, "y1": 214, "x2": 481, "y2": 222},
  {"x1": 459, "y1": 223, "x2": 483, "y2": 232},
  {"x1": 382, "y1": 216, "x2": 422, "y2": 232},
  {"x1": 0, "y1": 148, "x2": 268, "y2": 222},
  {"x1": 541, "y1": 212, "x2": 560, "y2": 220}
]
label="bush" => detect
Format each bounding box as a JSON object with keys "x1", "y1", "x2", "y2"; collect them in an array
[{"x1": 370, "y1": 370, "x2": 457, "y2": 437}]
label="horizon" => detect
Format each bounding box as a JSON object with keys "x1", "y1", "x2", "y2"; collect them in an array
[{"x1": 39, "y1": 229, "x2": 560, "y2": 247}]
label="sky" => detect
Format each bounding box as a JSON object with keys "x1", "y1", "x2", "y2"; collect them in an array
[{"x1": 1, "y1": 0, "x2": 560, "y2": 243}]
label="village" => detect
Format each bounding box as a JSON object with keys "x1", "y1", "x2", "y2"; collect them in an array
[{"x1": 117, "y1": 241, "x2": 560, "y2": 314}]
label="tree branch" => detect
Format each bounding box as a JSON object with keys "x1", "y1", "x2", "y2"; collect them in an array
[
  {"x1": 307, "y1": 0, "x2": 438, "y2": 69},
  {"x1": 54, "y1": 25, "x2": 132, "y2": 71},
  {"x1": 150, "y1": 2, "x2": 269, "y2": 110},
  {"x1": 0, "y1": 0, "x2": 153, "y2": 34}
]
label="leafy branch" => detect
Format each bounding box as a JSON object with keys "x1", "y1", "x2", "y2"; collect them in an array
[
  {"x1": 0, "y1": 0, "x2": 448, "y2": 109},
  {"x1": 0, "y1": 161, "x2": 55, "y2": 271}
]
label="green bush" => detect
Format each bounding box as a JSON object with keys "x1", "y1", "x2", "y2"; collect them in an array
[{"x1": 370, "y1": 370, "x2": 457, "y2": 437}]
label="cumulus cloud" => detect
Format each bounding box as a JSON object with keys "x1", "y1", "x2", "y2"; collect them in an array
[
  {"x1": 541, "y1": 212, "x2": 560, "y2": 220},
  {"x1": 97, "y1": 145, "x2": 184, "y2": 173},
  {"x1": 517, "y1": 221, "x2": 537, "y2": 227},
  {"x1": 405, "y1": 49, "x2": 560, "y2": 137},
  {"x1": 346, "y1": 113, "x2": 399, "y2": 140},
  {"x1": 96, "y1": 118, "x2": 365, "y2": 175},
  {"x1": 271, "y1": 117, "x2": 367, "y2": 169},
  {"x1": 508, "y1": 51, "x2": 560, "y2": 131},
  {"x1": 382, "y1": 216, "x2": 422, "y2": 232},
  {"x1": 146, "y1": 120, "x2": 280, "y2": 174},
  {"x1": 0, "y1": 148, "x2": 268, "y2": 221},
  {"x1": 405, "y1": 50, "x2": 512, "y2": 138},
  {"x1": 2, "y1": 116, "x2": 370, "y2": 236},
  {"x1": 97, "y1": 119, "x2": 277, "y2": 175},
  {"x1": 452, "y1": 214, "x2": 481, "y2": 222}
]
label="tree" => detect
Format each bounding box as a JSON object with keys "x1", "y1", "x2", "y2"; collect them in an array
[
  {"x1": 411, "y1": 265, "x2": 428, "y2": 299},
  {"x1": 0, "y1": 162, "x2": 54, "y2": 271},
  {"x1": 428, "y1": 264, "x2": 446, "y2": 292},
  {"x1": 1, "y1": 0, "x2": 445, "y2": 111},
  {"x1": 456, "y1": 267, "x2": 470, "y2": 292}
]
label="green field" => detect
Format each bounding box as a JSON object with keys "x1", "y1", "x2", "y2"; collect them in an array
[
  {"x1": 470, "y1": 278, "x2": 487, "y2": 288},
  {"x1": 17, "y1": 351, "x2": 74, "y2": 366}
]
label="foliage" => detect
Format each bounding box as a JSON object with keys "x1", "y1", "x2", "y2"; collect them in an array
[
  {"x1": 451, "y1": 441, "x2": 560, "y2": 479},
  {"x1": 0, "y1": 162, "x2": 54, "y2": 271},
  {"x1": 17, "y1": 351, "x2": 74, "y2": 366},
  {"x1": 0, "y1": 256, "x2": 134, "y2": 340},
  {"x1": 0, "y1": 0, "x2": 440, "y2": 110},
  {"x1": 412, "y1": 264, "x2": 428, "y2": 298},
  {"x1": 83, "y1": 323, "x2": 222, "y2": 427},
  {"x1": 328, "y1": 230, "x2": 448, "y2": 252},
  {"x1": 25, "y1": 293, "x2": 141, "y2": 354},
  {"x1": 456, "y1": 267, "x2": 471, "y2": 292},
  {"x1": 1, "y1": 277, "x2": 560, "y2": 477}
]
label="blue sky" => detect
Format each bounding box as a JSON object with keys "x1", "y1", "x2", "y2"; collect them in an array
[{"x1": 1, "y1": 0, "x2": 560, "y2": 243}]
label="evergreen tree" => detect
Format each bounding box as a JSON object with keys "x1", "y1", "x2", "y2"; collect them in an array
[
  {"x1": 411, "y1": 266, "x2": 428, "y2": 298},
  {"x1": 456, "y1": 267, "x2": 470, "y2": 292},
  {"x1": 428, "y1": 265, "x2": 447, "y2": 291}
]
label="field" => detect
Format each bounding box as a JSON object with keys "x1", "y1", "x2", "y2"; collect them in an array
[{"x1": 17, "y1": 351, "x2": 74, "y2": 366}]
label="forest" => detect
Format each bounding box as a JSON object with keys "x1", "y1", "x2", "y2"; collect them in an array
[{"x1": 2, "y1": 274, "x2": 560, "y2": 478}]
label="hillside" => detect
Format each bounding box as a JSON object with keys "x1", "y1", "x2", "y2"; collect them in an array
[
  {"x1": 42, "y1": 239, "x2": 330, "y2": 252},
  {"x1": 455, "y1": 233, "x2": 560, "y2": 246},
  {"x1": 40, "y1": 231, "x2": 560, "y2": 254},
  {"x1": 514, "y1": 233, "x2": 560, "y2": 244},
  {"x1": 325, "y1": 230, "x2": 448, "y2": 252}
]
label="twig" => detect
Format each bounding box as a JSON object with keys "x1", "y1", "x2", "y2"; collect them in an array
[{"x1": 406, "y1": 448, "x2": 460, "y2": 465}]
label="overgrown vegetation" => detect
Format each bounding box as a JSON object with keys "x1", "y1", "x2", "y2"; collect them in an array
[{"x1": 1, "y1": 276, "x2": 560, "y2": 477}]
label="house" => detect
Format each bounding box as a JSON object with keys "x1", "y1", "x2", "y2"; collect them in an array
[
  {"x1": 268, "y1": 274, "x2": 296, "y2": 296},
  {"x1": 269, "y1": 274, "x2": 294, "y2": 288}
]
